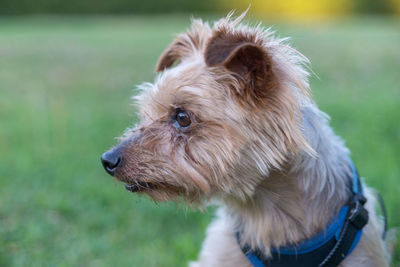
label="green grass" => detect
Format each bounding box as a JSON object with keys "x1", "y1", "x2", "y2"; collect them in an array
[{"x1": 0, "y1": 15, "x2": 399, "y2": 266}]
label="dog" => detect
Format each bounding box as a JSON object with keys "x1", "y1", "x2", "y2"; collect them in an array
[{"x1": 101, "y1": 12, "x2": 389, "y2": 266}]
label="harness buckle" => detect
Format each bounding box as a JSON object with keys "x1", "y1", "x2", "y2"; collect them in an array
[{"x1": 348, "y1": 201, "x2": 369, "y2": 229}]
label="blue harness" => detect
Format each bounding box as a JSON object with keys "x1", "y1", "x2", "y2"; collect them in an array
[{"x1": 236, "y1": 163, "x2": 370, "y2": 267}]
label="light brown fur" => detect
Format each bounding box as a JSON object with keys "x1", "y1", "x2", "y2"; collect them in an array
[{"x1": 104, "y1": 11, "x2": 389, "y2": 266}]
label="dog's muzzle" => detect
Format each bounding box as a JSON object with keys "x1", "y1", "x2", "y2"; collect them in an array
[{"x1": 101, "y1": 135, "x2": 138, "y2": 176}]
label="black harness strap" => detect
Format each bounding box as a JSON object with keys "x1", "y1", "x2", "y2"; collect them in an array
[
  {"x1": 319, "y1": 197, "x2": 368, "y2": 266},
  {"x1": 377, "y1": 193, "x2": 388, "y2": 239}
]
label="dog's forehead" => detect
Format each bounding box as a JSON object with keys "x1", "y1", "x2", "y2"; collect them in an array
[{"x1": 153, "y1": 56, "x2": 221, "y2": 102}]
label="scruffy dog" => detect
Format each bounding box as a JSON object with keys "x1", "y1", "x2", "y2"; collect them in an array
[{"x1": 101, "y1": 12, "x2": 389, "y2": 266}]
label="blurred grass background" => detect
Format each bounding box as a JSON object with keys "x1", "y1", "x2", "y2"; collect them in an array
[{"x1": 0, "y1": 3, "x2": 400, "y2": 267}]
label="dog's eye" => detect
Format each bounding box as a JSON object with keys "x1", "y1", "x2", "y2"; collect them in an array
[{"x1": 174, "y1": 109, "x2": 191, "y2": 128}]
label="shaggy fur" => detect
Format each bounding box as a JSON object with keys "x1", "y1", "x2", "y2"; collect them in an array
[{"x1": 104, "y1": 12, "x2": 389, "y2": 266}]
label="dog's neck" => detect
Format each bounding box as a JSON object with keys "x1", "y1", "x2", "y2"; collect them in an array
[{"x1": 223, "y1": 105, "x2": 352, "y2": 254}]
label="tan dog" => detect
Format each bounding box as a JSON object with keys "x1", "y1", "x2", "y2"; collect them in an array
[{"x1": 101, "y1": 12, "x2": 389, "y2": 266}]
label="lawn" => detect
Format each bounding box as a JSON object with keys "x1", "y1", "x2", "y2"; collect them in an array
[{"x1": 0, "y1": 15, "x2": 399, "y2": 266}]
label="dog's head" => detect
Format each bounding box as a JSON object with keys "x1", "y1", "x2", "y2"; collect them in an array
[{"x1": 101, "y1": 13, "x2": 312, "y2": 203}]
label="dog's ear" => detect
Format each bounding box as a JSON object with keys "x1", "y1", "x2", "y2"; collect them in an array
[
  {"x1": 205, "y1": 33, "x2": 272, "y2": 99},
  {"x1": 156, "y1": 36, "x2": 197, "y2": 72},
  {"x1": 155, "y1": 40, "x2": 182, "y2": 71}
]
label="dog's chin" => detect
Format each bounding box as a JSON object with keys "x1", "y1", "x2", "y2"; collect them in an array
[
  {"x1": 122, "y1": 179, "x2": 201, "y2": 202},
  {"x1": 124, "y1": 183, "x2": 140, "y2": 192},
  {"x1": 126, "y1": 183, "x2": 184, "y2": 202},
  {"x1": 124, "y1": 181, "x2": 157, "y2": 193},
  {"x1": 117, "y1": 177, "x2": 177, "y2": 198},
  {"x1": 113, "y1": 172, "x2": 157, "y2": 193}
]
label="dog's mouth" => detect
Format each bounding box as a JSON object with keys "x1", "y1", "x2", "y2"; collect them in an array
[{"x1": 124, "y1": 181, "x2": 158, "y2": 193}]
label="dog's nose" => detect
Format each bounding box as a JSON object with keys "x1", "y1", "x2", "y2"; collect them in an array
[{"x1": 101, "y1": 148, "x2": 122, "y2": 176}]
